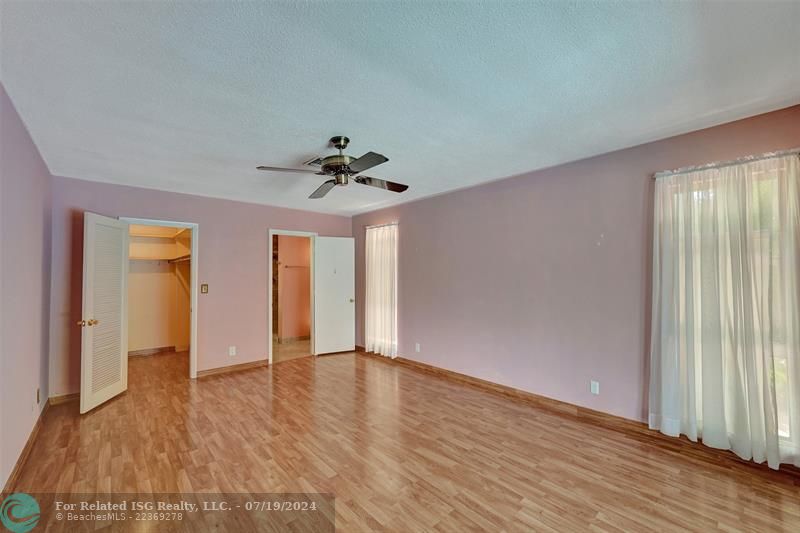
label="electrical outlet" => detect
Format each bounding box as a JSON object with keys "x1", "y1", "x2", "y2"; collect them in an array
[
  {"x1": 228, "y1": 346, "x2": 237, "y2": 357},
  {"x1": 590, "y1": 381, "x2": 600, "y2": 395},
  {"x1": 415, "y1": 343, "x2": 421, "y2": 353}
]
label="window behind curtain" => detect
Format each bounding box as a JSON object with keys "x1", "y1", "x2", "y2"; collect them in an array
[
  {"x1": 365, "y1": 223, "x2": 398, "y2": 358},
  {"x1": 649, "y1": 153, "x2": 800, "y2": 470}
]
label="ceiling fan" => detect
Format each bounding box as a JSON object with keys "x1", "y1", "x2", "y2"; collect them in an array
[{"x1": 257, "y1": 136, "x2": 409, "y2": 199}]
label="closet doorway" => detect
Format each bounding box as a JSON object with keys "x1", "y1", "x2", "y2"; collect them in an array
[
  {"x1": 269, "y1": 230, "x2": 315, "y2": 364},
  {"x1": 121, "y1": 217, "x2": 199, "y2": 378}
]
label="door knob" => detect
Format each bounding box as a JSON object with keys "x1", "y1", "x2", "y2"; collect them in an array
[
  {"x1": 88, "y1": 319, "x2": 99, "y2": 326},
  {"x1": 77, "y1": 320, "x2": 86, "y2": 327}
]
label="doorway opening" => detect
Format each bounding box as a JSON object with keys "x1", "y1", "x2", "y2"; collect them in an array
[
  {"x1": 268, "y1": 229, "x2": 316, "y2": 364},
  {"x1": 127, "y1": 224, "x2": 191, "y2": 377},
  {"x1": 271, "y1": 234, "x2": 313, "y2": 364},
  {"x1": 122, "y1": 217, "x2": 199, "y2": 378}
]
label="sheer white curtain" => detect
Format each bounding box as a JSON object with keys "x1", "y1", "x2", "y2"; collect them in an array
[
  {"x1": 649, "y1": 153, "x2": 800, "y2": 470},
  {"x1": 365, "y1": 223, "x2": 398, "y2": 358}
]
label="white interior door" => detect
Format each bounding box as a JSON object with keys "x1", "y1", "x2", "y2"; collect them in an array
[
  {"x1": 314, "y1": 236, "x2": 355, "y2": 355},
  {"x1": 80, "y1": 212, "x2": 129, "y2": 414}
]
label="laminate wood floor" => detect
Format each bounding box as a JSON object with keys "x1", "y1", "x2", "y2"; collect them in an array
[{"x1": 14, "y1": 351, "x2": 800, "y2": 531}]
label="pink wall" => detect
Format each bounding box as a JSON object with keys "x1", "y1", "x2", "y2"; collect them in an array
[
  {"x1": 1, "y1": 83, "x2": 52, "y2": 486},
  {"x1": 352, "y1": 105, "x2": 800, "y2": 422},
  {"x1": 50, "y1": 177, "x2": 351, "y2": 396},
  {"x1": 277, "y1": 235, "x2": 311, "y2": 340}
]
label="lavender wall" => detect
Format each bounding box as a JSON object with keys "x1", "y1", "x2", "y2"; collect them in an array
[
  {"x1": 50, "y1": 177, "x2": 351, "y2": 397},
  {"x1": 1, "y1": 84, "x2": 52, "y2": 486},
  {"x1": 353, "y1": 105, "x2": 800, "y2": 422}
]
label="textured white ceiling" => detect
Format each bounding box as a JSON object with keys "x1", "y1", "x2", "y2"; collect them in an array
[{"x1": 1, "y1": 2, "x2": 798, "y2": 215}]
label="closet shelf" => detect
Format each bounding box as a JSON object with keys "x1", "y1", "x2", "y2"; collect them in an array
[
  {"x1": 129, "y1": 254, "x2": 191, "y2": 263},
  {"x1": 169, "y1": 254, "x2": 191, "y2": 264}
]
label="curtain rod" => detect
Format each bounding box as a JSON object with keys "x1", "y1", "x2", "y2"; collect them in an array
[
  {"x1": 653, "y1": 147, "x2": 800, "y2": 179},
  {"x1": 365, "y1": 222, "x2": 398, "y2": 229}
]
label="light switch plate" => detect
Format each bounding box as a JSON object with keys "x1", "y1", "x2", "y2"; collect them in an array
[
  {"x1": 228, "y1": 346, "x2": 237, "y2": 357},
  {"x1": 201, "y1": 284, "x2": 208, "y2": 294},
  {"x1": 590, "y1": 381, "x2": 600, "y2": 395}
]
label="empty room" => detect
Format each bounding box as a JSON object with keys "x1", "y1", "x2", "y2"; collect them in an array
[{"x1": 1, "y1": 1, "x2": 799, "y2": 531}]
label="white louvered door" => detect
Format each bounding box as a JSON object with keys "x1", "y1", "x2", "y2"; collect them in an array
[{"x1": 80, "y1": 213, "x2": 129, "y2": 414}]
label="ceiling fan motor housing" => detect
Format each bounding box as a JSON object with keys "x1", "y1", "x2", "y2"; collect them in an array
[{"x1": 321, "y1": 154, "x2": 356, "y2": 179}]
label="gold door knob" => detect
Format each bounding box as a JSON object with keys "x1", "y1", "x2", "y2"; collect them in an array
[
  {"x1": 77, "y1": 320, "x2": 86, "y2": 327},
  {"x1": 88, "y1": 319, "x2": 99, "y2": 326}
]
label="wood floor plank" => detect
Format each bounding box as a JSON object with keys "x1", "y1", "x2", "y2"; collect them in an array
[{"x1": 10, "y1": 351, "x2": 800, "y2": 531}]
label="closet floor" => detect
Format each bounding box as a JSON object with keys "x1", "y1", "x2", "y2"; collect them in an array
[{"x1": 272, "y1": 338, "x2": 311, "y2": 363}]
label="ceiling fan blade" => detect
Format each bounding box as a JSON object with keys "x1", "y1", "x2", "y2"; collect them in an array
[
  {"x1": 348, "y1": 151, "x2": 388, "y2": 173},
  {"x1": 257, "y1": 165, "x2": 319, "y2": 174},
  {"x1": 355, "y1": 175, "x2": 409, "y2": 193},
  {"x1": 309, "y1": 179, "x2": 337, "y2": 199}
]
